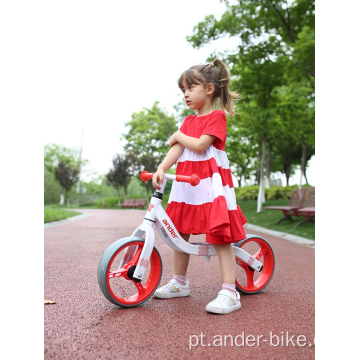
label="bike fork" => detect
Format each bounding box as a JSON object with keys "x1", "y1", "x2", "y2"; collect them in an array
[{"x1": 117, "y1": 221, "x2": 155, "y2": 280}]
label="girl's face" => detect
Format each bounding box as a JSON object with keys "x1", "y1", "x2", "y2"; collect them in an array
[{"x1": 181, "y1": 82, "x2": 209, "y2": 110}]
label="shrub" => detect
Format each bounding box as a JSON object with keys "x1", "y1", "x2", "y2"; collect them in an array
[
  {"x1": 235, "y1": 184, "x2": 313, "y2": 201},
  {"x1": 95, "y1": 196, "x2": 150, "y2": 208},
  {"x1": 235, "y1": 186, "x2": 259, "y2": 201},
  {"x1": 79, "y1": 201, "x2": 97, "y2": 207},
  {"x1": 96, "y1": 197, "x2": 121, "y2": 208}
]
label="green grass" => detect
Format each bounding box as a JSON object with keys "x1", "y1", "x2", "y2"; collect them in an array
[
  {"x1": 44, "y1": 208, "x2": 82, "y2": 223},
  {"x1": 238, "y1": 199, "x2": 315, "y2": 240},
  {"x1": 45, "y1": 204, "x2": 99, "y2": 209},
  {"x1": 44, "y1": 199, "x2": 315, "y2": 240}
]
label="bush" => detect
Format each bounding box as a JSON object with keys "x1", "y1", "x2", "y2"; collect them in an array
[
  {"x1": 95, "y1": 196, "x2": 150, "y2": 208},
  {"x1": 79, "y1": 201, "x2": 97, "y2": 207},
  {"x1": 235, "y1": 184, "x2": 313, "y2": 201},
  {"x1": 266, "y1": 186, "x2": 294, "y2": 200},
  {"x1": 95, "y1": 197, "x2": 121, "y2": 208},
  {"x1": 235, "y1": 186, "x2": 259, "y2": 201}
]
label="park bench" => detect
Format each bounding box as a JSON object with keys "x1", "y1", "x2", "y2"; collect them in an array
[
  {"x1": 134, "y1": 198, "x2": 147, "y2": 209},
  {"x1": 294, "y1": 206, "x2": 315, "y2": 229},
  {"x1": 117, "y1": 198, "x2": 147, "y2": 209},
  {"x1": 118, "y1": 199, "x2": 136, "y2": 208},
  {"x1": 265, "y1": 187, "x2": 315, "y2": 227}
]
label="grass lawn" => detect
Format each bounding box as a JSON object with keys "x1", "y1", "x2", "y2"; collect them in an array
[
  {"x1": 238, "y1": 199, "x2": 315, "y2": 240},
  {"x1": 44, "y1": 208, "x2": 82, "y2": 223},
  {"x1": 44, "y1": 199, "x2": 314, "y2": 240}
]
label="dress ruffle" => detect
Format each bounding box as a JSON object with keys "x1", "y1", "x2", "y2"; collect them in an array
[{"x1": 165, "y1": 196, "x2": 247, "y2": 244}]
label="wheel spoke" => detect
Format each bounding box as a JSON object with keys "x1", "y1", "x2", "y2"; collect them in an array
[
  {"x1": 133, "y1": 281, "x2": 146, "y2": 295},
  {"x1": 127, "y1": 246, "x2": 142, "y2": 267},
  {"x1": 244, "y1": 266, "x2": 255, "y2": 290},
  {"x1": 108, "y1": 268, "x2": 127, "y2": 279},
  {"x1": 253, "y1": 246, "x2": 268, "y2": 261}
]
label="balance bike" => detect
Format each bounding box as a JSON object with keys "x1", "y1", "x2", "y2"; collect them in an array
[{"x1": 97, "y1": 171, "x2": 275, "y2": 308}]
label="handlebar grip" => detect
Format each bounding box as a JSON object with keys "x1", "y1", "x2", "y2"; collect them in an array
[
  {"x1": 176, "y1": 174, "x2": 200, "y2": 186},
  {"x1": 140, "y1": 170, "x2": 200, "y2": 187},
  {"x1": 140, "y1": 170, "x2": 154, "y2": 181}
]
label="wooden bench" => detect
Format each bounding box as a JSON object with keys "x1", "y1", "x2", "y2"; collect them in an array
[
  {"x1": 117, "y1": 198, "x2": 147, "y2": 209},
  {"x1": 265, "y1": 187, "x2": 315, "y2": 226},
  {"x1": 117, "y1": 199, "x2": 136, "y2": 208},
  {"x1": 134, "y1": 198, "x2": 147, "y2": 209},
  {"x1": 294, "y1": 206, "x2": 315, "y2": 229}
]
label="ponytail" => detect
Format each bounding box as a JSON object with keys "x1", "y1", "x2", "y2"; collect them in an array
[
  {"x1": 178, "y1": 58, "x2": 241, "y2": 117},
  {"x1": 211, "y1": 59, "x2": 241, "y2": 117}
]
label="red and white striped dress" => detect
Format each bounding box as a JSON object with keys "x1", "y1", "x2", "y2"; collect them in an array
[{"x1": 165, "y1": 110, "x2": 247, "y2": 244}]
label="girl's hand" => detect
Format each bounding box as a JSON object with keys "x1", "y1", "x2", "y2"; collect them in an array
[
  {"x1": 169, "y1": 131, "x2": 180, "y2": 147},
  {"x1": 152, "y1": 167, "x2": 165, "y2": 190}
]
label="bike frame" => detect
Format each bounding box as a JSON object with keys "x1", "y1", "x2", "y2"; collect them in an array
[{"x1": 120, "y1": 173, "x2": 263, "y2": 281}]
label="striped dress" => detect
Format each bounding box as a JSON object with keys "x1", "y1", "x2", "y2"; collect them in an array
[{"x1": 165, "y1": 110, "x2": 247, "y2": 244}]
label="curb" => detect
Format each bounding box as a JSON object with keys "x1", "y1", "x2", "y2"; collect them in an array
[
  {"x1": 244, "y1": 223, "x2": 315, "y2": 249},
  {"x1": 44, "y1": 211, "x2": 92, "y2": 229}
]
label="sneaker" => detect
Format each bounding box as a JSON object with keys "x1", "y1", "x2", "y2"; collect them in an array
[
  {"x1": 153, "y1": 278, "x2": 190, "y2": 298},
  {"x1": 205, "y1": 289, "x2": 241, "y2": 314}
]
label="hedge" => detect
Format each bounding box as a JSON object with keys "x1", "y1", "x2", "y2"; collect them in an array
[
  {"x1": 235, "y1": 184, "x2": 313, "y2": 201},
  {"x1": 95, "y1": 196, "x2": 149, "y2": 208}
]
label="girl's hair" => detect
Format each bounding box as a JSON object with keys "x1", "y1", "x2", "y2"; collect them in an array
[{"x1": 178, "y1": 58, "x2": 241, "y2": 116}]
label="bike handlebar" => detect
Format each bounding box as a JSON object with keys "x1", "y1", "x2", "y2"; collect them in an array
[{"x1": 140, "y1": 170, "x2": 200, "y2": 187}]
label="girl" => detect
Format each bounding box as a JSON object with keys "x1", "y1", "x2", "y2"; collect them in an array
[{"x1": 151, "y1": 59, "x2": 247, "y2": 315}]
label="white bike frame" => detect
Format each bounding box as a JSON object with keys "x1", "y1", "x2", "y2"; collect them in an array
[{"x1": 120, "y1": 173, "x2": 263, "y2": 281}]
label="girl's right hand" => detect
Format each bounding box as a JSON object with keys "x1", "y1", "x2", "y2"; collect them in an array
[{"x1": 152, "y1": 167, "x2": 165, "y2": 190}]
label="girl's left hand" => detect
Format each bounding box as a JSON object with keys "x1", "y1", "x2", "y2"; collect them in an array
[{"x1": 169, "y1": 131, "x2": 180, "y2": 147}]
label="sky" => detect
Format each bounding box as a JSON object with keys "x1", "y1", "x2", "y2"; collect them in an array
[{"x1": 41, "y1": 0, "x2": 314, "y2": 187}]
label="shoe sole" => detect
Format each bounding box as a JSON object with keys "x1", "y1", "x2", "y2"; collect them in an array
[
  {"x1": 206, "y1": 302, "x2": 241, "y2": 314},
  {"x1": 153, "y1": 290, "x2": 190, "y2": 299}
]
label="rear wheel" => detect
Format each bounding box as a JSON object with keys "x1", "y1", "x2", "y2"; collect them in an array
[
  {"x1": 97, "y1": 237, "x2": 162, "y2": 307},
  {"x1": 233, "y1": 237, "x2": 275, "y2": 295}
]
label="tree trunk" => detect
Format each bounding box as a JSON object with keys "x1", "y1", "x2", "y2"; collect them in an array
[
  {"x1": 299, "y1": 143, "x2": 307, "y2": 189},
  {"x1": 304, "y1": 168, "x2": 309, "y2": 185},
  {"x1": 117, "y1": 189, "x2": 121, "y2": 205},
  {"x1": 255, "y1": 168, "x2": 260, "y2": 186},
  {"x1": 66, "y1": 191, "x2": 70, "y2": 207},
  {"x1": 59, "y1": 188, "x2": 64, "y2": 205},
  {"x1": 265, "y1": 144, "x2": 272, "y2": 189},
  {"x1": 285, "y1": 164, "x2": 291, "y2": 186},
  {"x1": 257, "y1": 138, "x2": 266, "y2": 213}
]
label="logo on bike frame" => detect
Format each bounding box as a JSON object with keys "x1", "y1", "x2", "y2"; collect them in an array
[
  {"x1": 147, "y1": 203, "x2": 155, "y2": 212},
  {"x1": 162, "y1": 219, "x2": 179, "y2": 239}
]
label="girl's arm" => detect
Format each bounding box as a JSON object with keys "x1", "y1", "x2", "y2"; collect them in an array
[
  {"x1": 171, "y1": 132, "x2": 216, "y2": 153},
  {"x1": 158, "y1": 142, "x2": 184, "y2": 171},
  {"x1": 152, "y1": 143, "x2": 184, "y2": 190}
]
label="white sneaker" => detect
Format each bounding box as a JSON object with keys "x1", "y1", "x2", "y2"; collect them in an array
[
  {"x1": 153, "y1": 278, "x2": 190, "y2": 298},
  {"x1": 205, "y1": 289, "x2": 241, "y2": 314}
]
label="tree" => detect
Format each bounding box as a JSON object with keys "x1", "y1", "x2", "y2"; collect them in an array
[
  {"x1": 121, "y1": 102, "x2": 178, "y2": 200},
  {"x1": 44, "y1": 143, "x2": 89, "y2": 204},
  {"x1": 187, "y1": 0, "x2": 315, "y2": 83},
  {"x1": 54, "y1": 161, "x2": 80, "y2": 207},
  {"x1": 106, "y1": 154, "x2": 133, "y2": 205},
  {"x1": 185, "y1": 0, "x2": 315, "y2": 211},
  {"x1": 272, "y1": 80, "x2": 315, "y2": 187}
]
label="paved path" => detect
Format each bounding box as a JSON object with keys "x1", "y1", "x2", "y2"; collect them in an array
[{"x1": 44, "y1": 209, "x2": 315, "y2": 359}]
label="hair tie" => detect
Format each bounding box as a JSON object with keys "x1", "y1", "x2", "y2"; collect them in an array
[{"x1": 210, "y1": 62, "x2": 215, "y2": 68}]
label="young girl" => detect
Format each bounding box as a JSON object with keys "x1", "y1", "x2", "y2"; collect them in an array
[{"x1": 151, "y1": 59, "x2": 247, "y2": 315}]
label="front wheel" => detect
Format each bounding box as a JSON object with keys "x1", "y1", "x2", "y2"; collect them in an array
[
  {"x1": 97, "y1": 237, "x2": 162, "y2": 307},
  {"x1": 233, "y1": 236, "x2": 275, "y2": 295}
]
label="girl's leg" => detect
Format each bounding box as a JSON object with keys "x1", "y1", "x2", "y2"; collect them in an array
[
  {"x1": 213, "y1": 243, "x2": 236, "y2": 284},
  {"x1": 173, "y1": 233, "x2": 191, "y2": 276},
  {"x1": 205, "y1": 243, "x2": 240, "y2": 314}
]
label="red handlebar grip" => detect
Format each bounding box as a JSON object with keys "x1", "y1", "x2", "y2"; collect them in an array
[
  {"x1": 190, "y1": 174, "x2": 200, "y2": 186},
  {"x1": 140, "y1": 170, "x2": 154, "y2": 182},
  {"x1": 176, "y1": 174, "x2": 200, "y2": 186}
]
